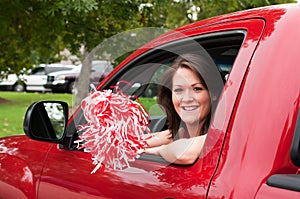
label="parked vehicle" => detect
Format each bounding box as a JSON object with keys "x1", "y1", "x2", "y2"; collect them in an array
[
  {"x1": 45, "y1": 60, "x2": 113, "y2": 93},
  {"x1": 0, "y1": 4, "x2": 300, "y2": 199},
  {"x1": 0, "y1": 64, "x2": 76, "y2": 92}
]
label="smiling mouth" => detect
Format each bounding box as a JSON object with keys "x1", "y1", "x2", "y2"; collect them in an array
[{"x1": 181, "y1": 106, "x2": 199, "y2": 111}]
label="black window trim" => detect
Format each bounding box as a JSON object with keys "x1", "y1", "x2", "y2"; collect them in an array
[
  {"x1": 291, "y1": 107, "x2": 300, "y2": 167},
  {"x1": 266, "y1": 108, "x2": 300, "y2": 192}
]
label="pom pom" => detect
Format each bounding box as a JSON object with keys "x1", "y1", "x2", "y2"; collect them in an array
[{"x1": 75, "y1": 83, "x2": 151, "y2": 173}]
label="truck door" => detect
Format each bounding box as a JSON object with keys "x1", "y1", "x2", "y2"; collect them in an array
[{"x1": 37, "y1": 18, "x2": 264, "y2": 199}]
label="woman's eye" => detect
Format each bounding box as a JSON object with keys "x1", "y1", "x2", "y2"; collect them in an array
[
  {"x1": 193, "y1": 87, "x2": 204, "y2": 91},
  {"x1": 173, "y1": 88, "x2": 183, "y2": 93}
]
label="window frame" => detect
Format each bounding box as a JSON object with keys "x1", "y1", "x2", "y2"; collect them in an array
[{"x1": 65, "y1": 30, "x2": 247, "y2": 164}]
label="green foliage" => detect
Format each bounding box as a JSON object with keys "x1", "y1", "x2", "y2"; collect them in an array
[
  {"x1": 61, "y1": 1, "x2": 143, "y2": 53},
  {"x1": 193, "y1": 0, "x2": 296, "y2": 20},
  {"x1": 0, "y1": 0, "x2": 68, "y2": 73},
  {"x1": 0, "y1": 0, "x2": 296, "y2": 75},
  {"x1": 45, "y1": 0, "x2": 98, "y2": 16}
]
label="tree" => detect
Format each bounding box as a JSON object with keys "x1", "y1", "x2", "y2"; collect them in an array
[
  {"x1": 0, "y1": 0, "x2": 296, "y2": 75},
  {"x1": 63, "y1": 0, "x2": 297, "y2": 108},
  {"x1": 0, "y1": 0, "x2": 296, "y2": 104},
  {"x1": 193, "y1": 0, "x2": 296, "y2": 20},
  {"x1": 0, "y1": 0, "x2": 98, "y2": 74},
  {"x1": 60, "y1": 1, "x2": 145, "y2": 107},
  {"x1": 51, "y1": 0, "x2": 181, "y2": 107}
]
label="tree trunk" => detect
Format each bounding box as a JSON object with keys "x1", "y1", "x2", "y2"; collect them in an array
[{"x1": 74, "y1": 47, "x2": 94, "y2": 109}]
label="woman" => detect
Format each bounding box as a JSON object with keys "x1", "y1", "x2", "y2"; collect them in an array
[{"x1": 145, "y1": 53, "x2": 223, "y2": 165}]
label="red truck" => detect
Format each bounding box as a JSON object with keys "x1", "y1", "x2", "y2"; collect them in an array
[{"x1": 0, "y1": 3, "x2": 299, "y2": 199}]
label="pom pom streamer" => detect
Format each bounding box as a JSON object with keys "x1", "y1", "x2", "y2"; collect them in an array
[{"x1": 75, "y1": 84, "x2": 151, "y2": 173}]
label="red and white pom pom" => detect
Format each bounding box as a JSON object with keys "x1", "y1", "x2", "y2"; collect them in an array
[{"x1": 75, "y1": 85, "x2": 151, "y2": 173}]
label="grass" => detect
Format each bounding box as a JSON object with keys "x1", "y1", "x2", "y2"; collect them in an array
[
  {"x1": 0, "y1": 91, "x2": 74, "y2": 137},
  {"x1": 0, "y1": 91, "x2": 160, "y2": 138}
]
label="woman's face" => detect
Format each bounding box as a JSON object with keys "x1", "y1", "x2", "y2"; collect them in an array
[{"x1": 172, "y1": 67, "x2": 211, "y2": 128}]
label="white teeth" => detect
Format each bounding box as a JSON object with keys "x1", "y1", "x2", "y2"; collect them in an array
[{"x1": 182, "y1": 106, "x2": 198, "y2": 111}]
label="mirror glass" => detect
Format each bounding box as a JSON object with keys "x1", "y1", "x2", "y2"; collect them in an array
[{"x1": 43, "y1": 102, "x2": 65, "y2": 139}]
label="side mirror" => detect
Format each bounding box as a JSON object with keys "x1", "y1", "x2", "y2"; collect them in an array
[{"x1": 23, "y1": 101, "x2": 69, "y2": 143}]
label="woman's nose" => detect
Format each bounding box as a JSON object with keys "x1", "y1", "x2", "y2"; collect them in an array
[{"x1": 181, "y1": 90, "x2": 194, "y2": 101}]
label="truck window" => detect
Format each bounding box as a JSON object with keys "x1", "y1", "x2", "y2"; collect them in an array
[
  {"x1": 97, "y1": 30, "x2": 246, "y2": 164},
  {"x1": 68, "y1": 30, "x2": 246, "y2": 167}
]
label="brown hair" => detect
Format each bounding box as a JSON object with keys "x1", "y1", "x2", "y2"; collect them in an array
[{"x1": 157, "y1": 53, "x2": 223, "y2": 138}]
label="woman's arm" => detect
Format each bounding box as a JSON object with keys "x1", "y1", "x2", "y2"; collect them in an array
[
  {"x1": 144, "y1": 130, "x2": 173, "y2": 148},
  {"x1": 144, "y1": 134, "x2": 207, "y2": 165}
]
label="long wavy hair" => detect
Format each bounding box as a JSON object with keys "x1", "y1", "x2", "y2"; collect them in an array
[{"x1": 157, "y1": 53, "x2": 223, "y2": 139}]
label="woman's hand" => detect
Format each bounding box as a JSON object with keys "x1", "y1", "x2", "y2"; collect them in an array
[{"x1": 145, "y1": 130, "x2": 172, "y2": 148}]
